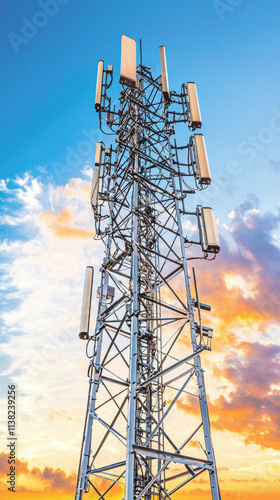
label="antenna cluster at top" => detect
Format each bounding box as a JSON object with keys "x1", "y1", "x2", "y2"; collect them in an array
[
  {"x1": 95, "y1": 35, "x2": 203, "y2": 130},
  {"x1": 92, "y1": 35, "x2": 220, "y2": 257}
]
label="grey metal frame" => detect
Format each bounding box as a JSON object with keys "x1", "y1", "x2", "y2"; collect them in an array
[{"x1": 75, "y1": 51, "x2": 221, "y2": 500}]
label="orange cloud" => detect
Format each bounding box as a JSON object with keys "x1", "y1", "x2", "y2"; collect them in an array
[
  {"x1": 55, "y1": 178, "x2": 91, "y2": 201},
  {"x1": 31, "y1": 466, "x2": 76, "y2": 492},
  {"x1": 159, "y1": 202, "x2": 280, "y2": 348},
  {"x1": 1, "y1": 452, "x2": 279, "y2": 499},
  {"x1": 0, "y1": 453, "x2": 76, "y2": 493},
  {"x1": 39, "y1": 208, "x2": 94, "y2": 239},
  {"x1": 0, "y1": 453, "x2": 123, "y2": 498},
  {"x1": 0, "y1": 453, "x2": 28, "y2": 476},
  {"x1": 178, "y1": 341, "x2": 280, "y2": 450}
]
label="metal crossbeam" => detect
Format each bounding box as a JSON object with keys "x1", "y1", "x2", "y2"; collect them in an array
[
  {"x1": 132, "y1": 445, "x2": 212, "y2": 468},
  {"x1": 138, "y1": 349, "x2": 203, "y2": 388}
]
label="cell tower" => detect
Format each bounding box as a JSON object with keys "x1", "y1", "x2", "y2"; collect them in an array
[{"x1": 75, "y1": 35, "x2": 221, "y2": 500}]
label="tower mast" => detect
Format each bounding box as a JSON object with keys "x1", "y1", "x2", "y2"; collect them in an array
[{"x1": 75, "y1": 35, "x2": 221, "y2": 500}]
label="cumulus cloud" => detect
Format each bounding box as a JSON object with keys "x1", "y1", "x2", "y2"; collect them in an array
[
  {"x1": 31, "y1": 465, "x2": 76, "y2": 492},
  {"x1": 191, "y1": 199, "x2": 280, "y2": 338},
  {"x1": 39, "y1": 208, "x2": 94, "y2": 239},
  {"x1": 0, "y1": 174, "x2": 43, "y2": 226},
  {"x1": 0, "y1": 452, "x2": 75, "y2": 492},
  {"x1": 0, "y1": 172, "x2": 103, "y2": 473},
  {"x1": 0, "y1": 179, "x2": 9, "y2": 192},
  {"x1": 159, "y1": 199, "x2": 280, "y2": 360},
  {"x1": 1, "y1": 166, "x2": 280, "y2": 498},
  {"x1": 158, "y1": 198, "x2": 280, "y2": 346},
  {"x1": 178, "y1": 341, "x2": 280, "y2": 450},
  {"x1": 173, "y1": 199, "x2": 280, "y2": 452},
  {"x1": 0, "y1": 452, "x2": 124, "y2": 497},
  {"x1": 210, "y1": 341, "x2": 280, "y2": 449},
  {"x1": 0, "y1": 453, "x2": 28, "y2": 476}
]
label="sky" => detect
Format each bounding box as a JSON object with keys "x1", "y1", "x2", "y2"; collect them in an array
[{"x1": 0, "y1": 0, "x2": 280, "y2": 498}]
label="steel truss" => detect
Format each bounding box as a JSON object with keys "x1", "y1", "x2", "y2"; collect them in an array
[{"x1": 75, "y1": 57, "x2": 221, "y2": 500}]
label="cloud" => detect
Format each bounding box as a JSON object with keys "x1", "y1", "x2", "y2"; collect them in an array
[
  {"x1": 38, "y1": 177, "x2": 94, "y2": 239},
  {"x1": 0, "y1": 453, "x2": 76, "y2": 493},
  {"x1": 0, "y1": 452, "x2": 124, "y2": 497},
  {"x1": 0, "y1": 453, "x2": 28, "y2": 476},
  {"x1": 178, "y1": 341, "x2": 280, "y2": 450},
  {"x1": 0, "y1": 214, "x2": 33, "y2": 226},
  {"x1": 16, "y1": 178, "x2": 42, "y2": 210},
  {"x1": 1, "y1": 165, "x2": 280, "y2": 493},
  {"x1": 173, "y1": 199, "x2": 280, "y2": 452},
  {"x1": 159, "y1": 199, "x2": 280, "y2": 348},
  {"x1": 0, "y1": 171, "x2": 103, "y2": 473},
  {"x1": 0, "y1": 174, "x2": 43, "y2": 226},
  {"x1": 191, "y1": 199, "x2": 280, "y2": 339},
  {"x1": 53, "y1": 177, "x2": 91, "y2": 201},
  {"x1": 39, "y1": 208, "x2": 94, "y2": 239},
  {"x1": 31, "y1": 466, "x2": 76, "y2": 492},
  {"x1": 0, "y1": 179, "x2": 9, "y2": 192}
]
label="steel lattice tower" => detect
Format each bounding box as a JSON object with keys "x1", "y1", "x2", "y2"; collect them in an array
[{"x1": 75, "y1": 36, "x2": 221, "y2": 500}]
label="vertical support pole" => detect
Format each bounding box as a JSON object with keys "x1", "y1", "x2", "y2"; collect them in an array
[
  {"x1": 194, "y1": 356, "x2": 221, "y2": 499},
  {"x1": 125, "y1": 82, "x2": 139, "y2": 500}
]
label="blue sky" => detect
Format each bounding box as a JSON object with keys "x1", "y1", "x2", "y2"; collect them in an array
[
  {"x1": 1, "y1": 1, "x2": 280, "y2": 497},
  {"x1": 1, "y1": 0, "x2": 280, "y2": 212}
]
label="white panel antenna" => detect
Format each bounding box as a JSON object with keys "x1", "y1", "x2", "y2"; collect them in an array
[{"x1": 79, "y1": 267, "x2": 94, "y2": 340}]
